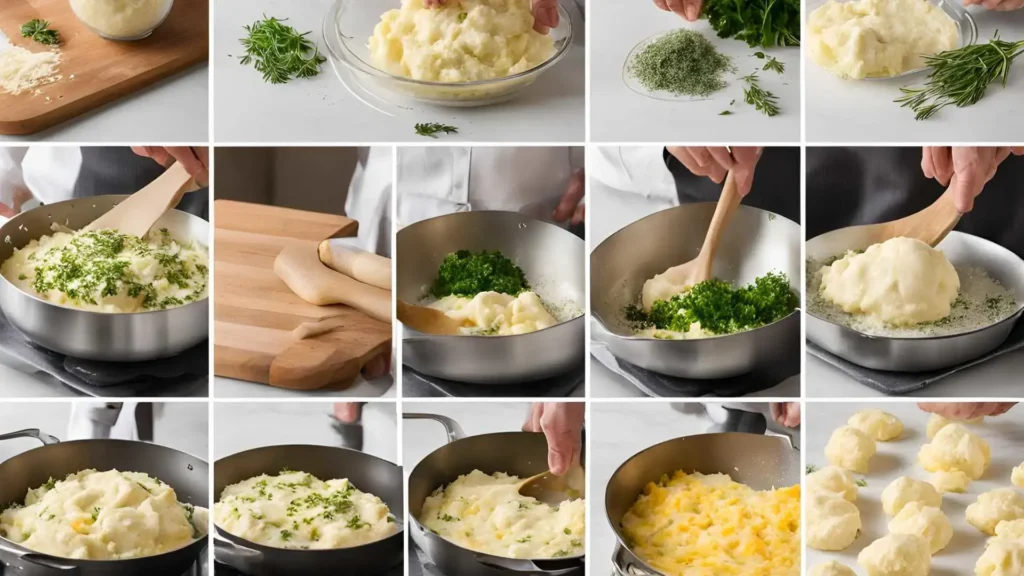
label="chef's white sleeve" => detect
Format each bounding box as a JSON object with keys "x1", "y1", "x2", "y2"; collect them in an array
[
  {"x1": 0, "y1": 147, "x2": 28, "y2": 215},
  {"x1": 22, "y1": 146, "x2": 82, "y2": 206},
  {"x1": 588, "y1": 147, "x2": 679, "y2": 246},
  {"x1": 345, "y1": 147, "x2": 393, "y2": 258}
]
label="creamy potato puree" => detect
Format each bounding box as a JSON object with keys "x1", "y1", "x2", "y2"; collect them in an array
[
  {"x1": 0, "y1": 470, "x2": 207, "y2": 560},
  {"x1": 420, "y1": 470, "x2": 585, "y2": 559},
  {"x1": 71, "y1": 0, "x2": 173, "y2": 38},
  {"x1": 637, "y1": 323, "x2": 713, "y2": 340},
  {"x1": 1, "y1": 226, "x2": 208, "y2": 313},
  {"x1": 430, "y1": 291, "x2": 559, "y2": 335},
  {"x1": 215, "y1": 470, "x2": 398, "y2": 550},
  {"x1": 809, "y1": 0, "x2": 958, "y2": 79},
  {"x1": 369, "y1": 0, "x2": 555, "y2": 83}
]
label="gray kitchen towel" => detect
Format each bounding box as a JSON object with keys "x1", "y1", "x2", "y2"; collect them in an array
[
  {"x1": 403, "y1": 364, "x2": 585, "y2": 398},
  {"x1": 806, "y1": 320, "x2": 1024, "y2": 395}
]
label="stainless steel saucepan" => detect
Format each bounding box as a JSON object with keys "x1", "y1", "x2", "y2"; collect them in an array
[
  {"x1": 0, "y1": 428, "x2": 209, "y2": 576},
  {"x1": 0, "y1": 196, "x2": 210, "y2": 361},
  {"x1": 213, "y1": 445, "x2": 404, "y2": 576},
  {"x1": 606, "y1": 427, "x2": 800, "y2": 576},
  {"x1": 405, "y1": 412, "x2": 585, "y2": 576},
  {"x1": 397, "y1": 211, "x2": 586, "y2": 384},
  {"x1": 591, "y1": 204, "x2": 802, "y2": 379},
  {"x1": 806, "y1": 229, "x2": 1024, "y2": 372}
]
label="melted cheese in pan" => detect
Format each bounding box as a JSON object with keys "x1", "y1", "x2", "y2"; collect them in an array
[
  {"x1": 430, "y1": 291, "x2": 558, "y2": 335},
  {"x1": 621, "y1": 472, "x2": 801, "y2": 576},
  {"x1": 419, "y1": 470, "x2": 585, "y2": 558},
  {"x1": 214, "y1": 471, "x2": 398, "y2": 550},
  {"x1": 0, "y1": 469, "x2": 207, "y2": 560}
]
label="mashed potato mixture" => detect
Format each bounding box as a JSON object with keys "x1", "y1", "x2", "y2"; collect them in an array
[
  {"x1": 71, "y1": 0, "x2": 173, "y2": 39},
  {"x1": 808, "y1": 0, "x2": 958, "y2": 79},
  {"x1": 430, "y1": 291, "x2": 559, "y2": 335},
  {"x1": 1, "y1": 226, "x2": 208, "y2": 313},
  {"x1": 0, "y1": 470, "x2": 207, "y2": 560},
  {"x1": 621, "y1": 472, "x2": 801, "y2": 576},
  {"x1": 369, "y1": 0, "x2": 555, "y2": 83},
  {"x1": 420, "y1": 470, "x2": 585, "y2": 559},
  {"x1": 215, "y1": 470, "x2": 398, "y2": 550}
]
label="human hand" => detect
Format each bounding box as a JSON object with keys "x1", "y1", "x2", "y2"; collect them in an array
[
  {"x1": 424, "y1": 0, "x2": 560, "y2": 33},
  {"x1": 131, "y1": 146, "x2": 210, "y2": 187},
  {"x1": 333, "y1": 402, "x2": 364, "y2": 423},
  {"x1": 654, "y1": 0, "x2": 703, "y2": 21},
  {"x1": 552, "y1": 168, "x2": 585, "y2": 225},
  {"x1": 963, "y1": 0, "x2": 1024, "y2": 10},
  {"x1": 667, "y1": 146, "x2": 764, "y2": 196},
  {"x1": 921, "y1": 147, "x2": 1024, "y2": 213},
  {"x1": 770, "y1": 402, "x2": 801, "y2": 428},
  {"x1": 523, "y1": 403, "x2": 584, "y2": 475},
  {"x1": 917, "y1": 402, "x2": 1017, "y2": 419}
]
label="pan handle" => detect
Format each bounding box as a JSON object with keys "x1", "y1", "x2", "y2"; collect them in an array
[
  {"x1": 403, "y1": 413, "x2": 466, "y2": 443},
  {"x1": 0, "y1": 540, "x2": 79, "y2": 574},
  {"x1": 213, "y1": 531, "x2": 263, "y2": 570},
  {"x1": 475, "y1": 554, "x2": 582, "y2": 575},
  {"x1": 0, "y1": 429, "x2": 60, "y2": 446},
  {"x1": 611, "y1": 545, "x2": 655, "y2": 576}
]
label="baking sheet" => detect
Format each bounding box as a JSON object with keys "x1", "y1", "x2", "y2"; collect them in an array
[{"x1": 805, "y1": 402, "x2": 1024, "y2": 574}]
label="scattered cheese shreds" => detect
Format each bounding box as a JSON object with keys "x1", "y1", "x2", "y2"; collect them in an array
[{"x1": 0, "y1": 43, "x2": 62, "y2": 96}]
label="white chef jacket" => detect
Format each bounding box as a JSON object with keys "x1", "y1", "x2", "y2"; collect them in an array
[
  {"x1": 0, "y1": 147, "x2": 83, "y2": 212},
  {"x1": 586, "y1": 146, "x2": 678, "y2": 246}
]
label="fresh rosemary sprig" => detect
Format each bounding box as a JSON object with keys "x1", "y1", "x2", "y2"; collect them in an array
[
  {"x1": 415, "y1": 123, "x2": 459, "y2": 138},
  {"x1": 896, "y1": 34, "x2": 1024, "y2": 121},
  {"x1": 21, "y1": 19, "x2": 60, "y2": 46},
  {"x1": 763, "y1": 56, "x2": 785, "y2": 74},
  {"x1": 239, "y1": 16, "x2": 326, "y2": 84},
  {"x1": 741, "y1": 73, "x2": 780, "y2": 117}
]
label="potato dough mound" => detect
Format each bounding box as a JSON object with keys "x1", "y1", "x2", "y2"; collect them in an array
[
  {"x1": 888, "y1": 502, "x2": 952, "y2": 554},
  {"x1": 848, "y1": 409, "x2": 903, "y2": 441},
  {"x1": 927, "y1": 413, "x2": 983, "y2": 439},
  {"x1": 818, "y1": 237, "x2": 960, "y2": 326},
  {"x1": 882, "y1": 476, "x2": 942, "y2": 516},
  {"x1": 807, "y1": 492, "x2": 862, "y2": 551},
  {"x1": 826, "y1": 425, "x2": 876, "y2": 473},
  {"x1": 1013, "y1": 463, "x2": 1024, "y2": 488},
  {"x1": 930, "y1": 470, "x2": 971, "y2": 494},
  {"x1": 858, "y1": 533, "x2": 931, "y2": 576},
  {"x1": 966, "y1": 489, "x2": 1024, "y2": 535},
  {"x1": 810, "y1": 560, "x2": 857, "y2": 576},
  {"x1": 919, "y1": 423, "x2": 991, "y2": 480},
  {"x1": 996, "y1": 519, "x2": 1024, "y2": 541},
  {"x1": 807, "y1": 466, "x2": 860, "y2": 502},
  {"x1": 975, "y1": 539, "x2": 1024, "y2": 576}
]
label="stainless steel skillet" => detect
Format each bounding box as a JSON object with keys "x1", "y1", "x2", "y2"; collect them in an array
[
  {"x1": 212, "y1": 445, "x2": 404, "y2": 576},
  {"x1": 397, "y1": 211, "x2": 585, "y2": 384},
  {"x1": 806, "y1": 229, "x2": 1024, "y2": 372},
  {"x1": 0, "y1": 428, "x2": 209, "y2": 576},
  {"x1": 0, "y1": 195, "x2": 209, "y2": 361},
  {"x1": 591, "y1": 203, "x2": 802, "y2": 379}
]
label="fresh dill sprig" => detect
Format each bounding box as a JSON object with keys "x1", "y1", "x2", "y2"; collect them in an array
[
  {"x1": 741, "y1": 73, "x2": 780, "y2": 117},
  {"x1": 895, "y1": 33, "x2": 1024, "y2": 121},
  {"x1": 806, "y1": 465, "x2": 817, "y2": 474},
  {"x1": 763, "y1": 56, "x2": 785, "y2": 74},
  {"x1": 21, "y1": 19, "x2": 60, "y2": 46},
  {"x1": 239, "y1": 15, "x2": 326, "y2": 84},
  {"x1": 415, "y1": 123, "x2": 459, "y2": 139}
]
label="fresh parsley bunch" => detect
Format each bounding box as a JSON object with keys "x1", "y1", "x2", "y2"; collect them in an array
[
  {"x1": 702, "y1": 0, "x2": 800, "y2": 48},
  {"x1": 21, "y1": 19, "x2": 60, "y2": 46},
  {"x1": 431, "y1": 250, "x2": 530, "y2": 298}
]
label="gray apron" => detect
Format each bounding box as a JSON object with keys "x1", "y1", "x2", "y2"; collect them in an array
[{"x1": 75, "y1": 147, "x2": 209, "y2": 220}]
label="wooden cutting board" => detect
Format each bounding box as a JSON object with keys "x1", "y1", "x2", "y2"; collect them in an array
[
  {"x1": 0, "y1": 0, "x2": 208, "y2": 135},
  {"x1": 213, "y1": 200, "x2": 392, "y2": 391}
]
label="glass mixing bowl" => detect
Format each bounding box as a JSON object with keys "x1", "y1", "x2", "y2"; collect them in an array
[
  {"x1": 322, "y1": 0, "x2": 573, "y2": 107},
  {"x1": 70, "y1": 0, "x2": 175, "y2": 41}
]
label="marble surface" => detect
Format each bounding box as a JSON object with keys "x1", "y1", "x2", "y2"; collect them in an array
[
  {"x1": 213, "y1": 401, "x2": 397, "y2": 463},
  {"x1": 805, "y1": 402, "x2": 1024, "y2": 575}
]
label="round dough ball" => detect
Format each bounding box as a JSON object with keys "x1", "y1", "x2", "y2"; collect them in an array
[
  {"x1": 927, "y1": 413, "x2": 984, "y2": 439},
  {"x1": 1013, "y1": 463, "x2": 1024, "y2": 488},
  {"x1": 858, "y1": 533, "x2": 931, "y2": 576},
  {"x1": 931, "y1": 470, "x2": 972, "y2": 494},
  {"x1": 967, "y1": 489, "x2": 1024, "y2": 535},
  {"x1": 807, "y1": 465, "x2": 860, "y2": 502},
  {"x1": 996, "y1": 519, "x2": 1024, "y2": 541},
  {"x1": 810, "y1": 560, "x2": 857, "y2": 576},
  {"x1": 826, "y1": 425, "x2": 877, "y2": 473},
  {"x1": 849, "y1": 409, "x2": 904, "y2": 441},
  {"x1": 807, "y1": 492, "x2": 862, "y2": 551},
  {"x1": 882, "y1": 476, "x2": 942, "y2": 516},
  {"x1": 975, "y1": 538, "x2": 1024, "y2": 576},
  {"x1": 888, "y1": 502, "x2": 953, "y2": 554},
  {"x1": 919, "y1": 423, "x2": 991, "y2": 480},
  {"x1": 818, "y1": 236, "x2": 960, "y2": 326}
]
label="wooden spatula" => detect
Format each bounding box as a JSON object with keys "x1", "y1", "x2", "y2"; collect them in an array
[
  {"x1": 517, "y1": 463, "x2": 586, "y2": 506},
  {"x1": 397, "y1": 299, "x2": 464, "y2": 335},
  {"x1": 275, "y1": 244, "x2": 392, "y2": 324},
  {"x1": 642, "y1": 170, "x2": 742, "y2": 311},
  {"x1": 84, "y1": 162, "x2": 198, "y2": 237},
  {"x1": 833, "y1": 177, "x2": 961, "y2": 248}
]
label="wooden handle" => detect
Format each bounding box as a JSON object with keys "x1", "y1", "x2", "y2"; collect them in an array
[
  {"x1": 698, "y1": 171, "x2": 743, "y2": 269},
  {"x1": 274, "y1": 244, "x2": 392, "y2": 324},
  {"x1": 318, "y1": 240, "x2": 392, "y2": 291},
  {"x1": 883, "y1": 175, "x2": 962, "y2": 247}
]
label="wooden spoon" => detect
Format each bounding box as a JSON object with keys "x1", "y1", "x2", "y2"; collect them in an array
[
  {"x1": 396, "y1": 299, "x2": 464, "y2": 336},
  {"x1": 84, "y1": 161, "x2": 198, "y2": 237},
  {"x1": 642, "y1": 170, "x2": 741, "y2": 311},
  {"x1": 275, "y1": 244, "x2": 391, "y2": 324},
  {"x1": 517, "y1": 463, "x2": 586, "y2": 507},
  {"x1": 833, "y1": 178, "x2": 961, "y2": 248}
]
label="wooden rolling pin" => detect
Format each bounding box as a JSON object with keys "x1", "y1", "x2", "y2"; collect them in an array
[
  {"x1": 274, "y1": 244, "x2": 391, "y2": 324},
  {"x1": 318, "y1": 239, "x2": 391, "y2": 291}
]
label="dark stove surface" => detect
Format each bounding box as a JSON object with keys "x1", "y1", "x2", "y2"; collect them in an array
[
  {"x1": 404, "y1": 364, "x2": 585, "y2": 398},
  {"x1": 214, "y1": 562, "x2": 404, "y2": 576}
]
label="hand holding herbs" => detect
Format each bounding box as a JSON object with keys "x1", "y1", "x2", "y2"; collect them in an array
[
  {"x1": 239, "y1": 16, "x2": 326, "y2": 84},
  {"x1": 21, "y1": 19, "x2": 61, "y2": 46}
]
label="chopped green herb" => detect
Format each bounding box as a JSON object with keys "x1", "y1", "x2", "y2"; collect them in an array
[
  {"x1": 41, "y1": 477, "x2": 56, "y2": 492},
  {"x1": 806, "y1": 465, "x2": 817, "y2": 474},
  {"x1": 21, "y1": 19, "x2": 60, "y2": 46},
  {"x1": 346, "y1": 515, "x2": 369, "y2": 530},
  {"x1": 437, "y1": 512, "x2": 459, "y2": 522},
  {"x1": 570, "y1": 538, "x2": 582, "y2": 547},
  {"x1": 516, "y1": 536, "x2": 532, "y2": 543},
  {"x1": 415, "y1": 123, "x2": 459, "y2": 139},
  {"x1": 856, "y1": 479, "x2": 868, "y2": 487},
  {"x1": 563, "y1": 528, "x2": 572, "y2": 535},
  {"x1": 627, "y1": 29, "x2": 734, "y2": 97},
  {"x1": 311, "y1": 527, "x2": 321, "y2": 541},
  {"x1": 753, "y1": 52, "x2": 766, "y2": 59},
  {"x1": 280, "y1": 529, "x2": 293, "y2": 541},
  {"x1": 741, "y1": 73, "x2": 780, "y2": 117},
  {"x1": 719, "y1": 110, "x2": 733, "y2": 116},
  {"x1": 552, "y1": 549, "x2": 570, "y2": 558},
  {"x1": 91, "y1": 507, "x2": 101, "y2": 521},
  {"x1": 763, "y1": 56, "x2": 785, "y2": 74},
  {"x1": 239, "y1": 15, "x2": 326, "y2": 84},
  {"x1": 431, "y1": 250, "x2": 530, "y2": 298},
  {"x1": 17, "y1": 274, "x2": 26, "y2": 281},
  {"x1": 458, "y1": 12, "x2": 468, "y2": 22},
  {"x1": 702, "y1": 0, "x2": 800, "y2": 48}
]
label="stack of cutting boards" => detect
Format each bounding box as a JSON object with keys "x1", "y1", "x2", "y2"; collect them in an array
[
  {"x1": 0, "y1": 0, "x2": 207, "y2": 135},
  {"x1": 214, "y1": 200, "x2": 392, "y2": 390}
]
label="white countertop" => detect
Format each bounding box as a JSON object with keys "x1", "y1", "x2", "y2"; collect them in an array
[
  {"x1": 214, "y1": 374, "x2": 395, "y2": 398},
  {"x1": 213, "y1": 0, "x2": 585, "y2": 143},
  {"x1": 806, "y1": 349, "x2": 1024, "y2": 397},
  {"x1": 805, "y1": 5, "x2": 1024, "y2": 143},
  {"x1": 590, "y1": 6, "x2": 801, "y2": 143},
  {"x1": 590, "y1": 358, "x2": 802, "y2": 398},
  {"x1": 402, "y1": 402, "x2": 535, "y2": 474},
  {"x1": 805, "y1": 402, "x2": 1024, "y2": 575},
  {"x1": 213, "y1": 401, "x2": 397, "y2": 463}
]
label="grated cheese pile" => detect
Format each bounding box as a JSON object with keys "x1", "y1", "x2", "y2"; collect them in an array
[{"x1": 0, "y1": 42, "x2": 62, "y2": 96}]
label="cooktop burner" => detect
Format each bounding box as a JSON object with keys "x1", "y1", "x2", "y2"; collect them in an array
[{"x1": 403, "y1": 364, "x2": 585, "y2": 398}]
